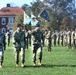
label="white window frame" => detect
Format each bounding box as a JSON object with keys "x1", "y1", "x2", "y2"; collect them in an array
[
  {"x1": 2, "y1": 18, "x2": 6, "y2": 25},
  {"x1": 9, "y1": 17, "x2": 13, "y2": 25},
  {"x1": 2, "y1": 28, "x2": 6, "y2": 33}
]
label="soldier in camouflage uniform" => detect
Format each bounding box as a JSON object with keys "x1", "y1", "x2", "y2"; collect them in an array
[
  {"x1": 45, "y1": 27, "x2": 52, "y2": 51},
  {"x1": 53, "y1": 30, "x2": 57, "y2": 46},
  {"x1": 6, "y1": 30, "x2": 11, "y2": 46},
  {"x1": 13, "y1": 24, "x2": 26, "y2": 68},
  {"x1": 67, "y1": 29, "x2": 72, "y2": 49},
  {"x1": 0, "y1": 28, "x2": 6, "y2": 68},
  {"x1": 73, "y1": 28, "x2": 76, "y2": 49},
  {"x1": 31, "y1": 26, "x2": 43, "y2": 66}
]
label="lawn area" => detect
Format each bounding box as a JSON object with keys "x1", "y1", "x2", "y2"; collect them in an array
[{"x1": 0, "y1": 40, "x2": 76, "y2": 75}]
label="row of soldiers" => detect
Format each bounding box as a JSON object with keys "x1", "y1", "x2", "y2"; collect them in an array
[
  {"x1": 49, "y1": 29, "x2": 76, "y2": 49},
  {"x1": 25, "y1": 28, "x2": 76, "y2": 50},
  {"x1": 0, "y1": 23, "x2": 76, "y2": 68}
]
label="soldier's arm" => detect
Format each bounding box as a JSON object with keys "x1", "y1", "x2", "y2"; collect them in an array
[{"x1": 12, "y1": 31, "x2": 18, "y2": 45}]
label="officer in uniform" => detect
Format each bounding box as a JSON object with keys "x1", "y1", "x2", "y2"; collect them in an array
[
  {"x1": 45, "y1": 27, "x2": 52, "y2": 51},
  {"x1": 13, "y1": 24, "x2": 26, "y2": 68},
  {"x1": 31, "y1": 25, "x2": 43, "y2": 66},
  {"x1": 0, "y1": 28, "x2": 6, "y2": 68}
]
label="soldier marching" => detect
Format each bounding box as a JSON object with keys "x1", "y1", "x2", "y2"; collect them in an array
[{"x1": 13, "y1": 24, "x2": 26, "y2": 68}]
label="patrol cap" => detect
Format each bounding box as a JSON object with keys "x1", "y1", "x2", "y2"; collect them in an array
[{"x1": 17, "y1": 24, "x2": 22, "y2": 27}]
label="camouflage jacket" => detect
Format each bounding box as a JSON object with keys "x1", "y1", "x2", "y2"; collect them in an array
[
  {"x1": 45, "y1": 30, "x2": 52, "y2": 39},
  {"x1": 13, "y1": 30, "x2": 26, "y2": 48},
  {"x1": 0, "y1": 32, "x2": 6, "y2": 47},
  {"x1": 31, "y1": 29, "x2": 43, "y2": 45}
]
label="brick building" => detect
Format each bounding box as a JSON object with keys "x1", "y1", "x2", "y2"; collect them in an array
[{"x1": 0, "y1": 4, "x2": 24, "y2": 33}]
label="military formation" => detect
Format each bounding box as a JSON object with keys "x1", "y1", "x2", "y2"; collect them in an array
[{"x1": 0, "y1": 23, "x2": 76, "y2": 68}]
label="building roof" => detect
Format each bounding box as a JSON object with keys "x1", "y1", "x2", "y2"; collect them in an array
[{"x1": 0, "y1": 7, "x2": 24, "y2": 16}]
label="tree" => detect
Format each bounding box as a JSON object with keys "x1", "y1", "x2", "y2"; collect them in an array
[
  {"x1": 31, "y1": 0, "x2": 43, "y2": 16},
  {"x1": 13, "y1": 13, "x2": 24, "y2": 31},
  {"x1": 43, "y1": 0, "x2": 75, "y2": 30}
]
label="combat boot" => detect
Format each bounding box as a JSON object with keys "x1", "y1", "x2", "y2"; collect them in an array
[
  {"x1": 21, "y1": 63, "x2": 25, "y2": 68},
  {"x1": 0, "y1": 62, "x2": 2, "y2": 68},
  {"x1": 33, "y1": 62, "x2": 36, "y2": 66},
  {"x1": 16, "y1": 62, "x2": 19, "y2": 67},
  {"x1": 16, "y1": 64, "x2": 19, "y2": 67},
  {"x1": 38, "y1": 60, "x2": 42, "y2": 66}
]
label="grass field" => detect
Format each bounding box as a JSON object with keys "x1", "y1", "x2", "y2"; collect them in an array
[{"x1": 0, "y1": 40, "x2": 76, "y2": 75}]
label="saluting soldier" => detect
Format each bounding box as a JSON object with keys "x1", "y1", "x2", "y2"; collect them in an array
[
  {"x1": 31, "y1": 25, "x2": 43, "y2": 66},
  {"x1": 13, "y1": 24, "x2": 26, "y2": 68}
]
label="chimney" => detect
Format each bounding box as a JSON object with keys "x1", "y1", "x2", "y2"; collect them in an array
[{"x1": 7, "y1": 4, "x2": 10, "y2": 7}]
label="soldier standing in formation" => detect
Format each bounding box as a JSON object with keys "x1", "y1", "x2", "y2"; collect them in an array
[
  {"x1": 61, "y1": 31, "x2": 64, "y2": 46},
  {"x1": 6, "y1": 30, "x2": 11, "y2": 46},
  {"x1": 31, "y1": 25, "x2": 43, "y2": 66},
  {"x1": 13, "y1": 24, "x2": 26, "y2": 68},
  {"x1": 25, "y1": 29, "x2": 29, "y2": 49},
  {"x1": 57, "y1": 31, "x2": 60, "y2": 46},
  {"x1": 53, "y1": 30, "x2": 57, "y2": 46},
  {"x1": 67, "y1": 29, "x2": 72, "y2": 49},
  {"x1": 72, "y1": 28, "x2": 76, "y2": 49},
  {"x1": 0, "y1": 28, "x2": 6, "y2": 68},
  {"x1": 45, "y1": 27, "x2": 52, "y2": 51}
]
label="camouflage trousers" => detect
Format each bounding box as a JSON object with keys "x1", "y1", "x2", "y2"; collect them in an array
[
  {"x1": 32, "y1": 44, "x2": 42, "y2": 63},
  {"x1": 45, "y1": 39, "x2": 51, "y2": 51},
  {"x1": 0, "y1": 47, "x2": 4, "y2": 64},
  {"x1": 73, "y1": 39, "x2": 76, "y2": 49},
  {"x1": 14, "y1": 47, "x2": 25, "y2": 64}
]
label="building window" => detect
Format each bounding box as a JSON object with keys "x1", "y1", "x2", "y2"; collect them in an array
[
  {"x1": 2, "y1": 28, "x2": 6, "y2": 33},
  {"x1": 2, "y1": 18, "x2": 6, "y2": 25},
  {"x1": 9, "y1": 18, "x2": 13, "y2": 24}
]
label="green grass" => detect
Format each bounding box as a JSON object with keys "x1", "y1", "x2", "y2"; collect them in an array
[{"x1": 0, "y1": 40, "x2": 76, "y2": 75}]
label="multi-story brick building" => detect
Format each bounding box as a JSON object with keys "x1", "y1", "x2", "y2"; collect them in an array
[{"x1": 0, "y1": 4, "x2": 24, "y2": 33}]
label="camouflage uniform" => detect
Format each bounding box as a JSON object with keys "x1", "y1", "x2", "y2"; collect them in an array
[
  {"x1": 25, "y1": 29, "x2": 29, "y2": 49},
  {"x1": 13, "y1": 24, "x2": 26, "y2": 67},
  {"x1": 31, "y1": 27, "x2": 43, "y2": 66},
  {"x1": 60, "y1": 31, "x2": 64, "y2": 46},
  {"x1": 45, "y1": 27, "x2": 52, "y2": 51},
  {"x1": 53, "y1": 31, "x2": 57, "y2": 46},
  {"x1": 67, "y1": 30, "x2": 72, "y2": 49},
  {"x1": 57, "y1": 32, "x2": 60, "y2": 46},
  {"x1": 6, "y1": 30, "x2": 11, "y2": 46},
  {"x1": 0, "y1": 31, "x2": 6, "y2": 68},
  {"x1": 73, "y1": 29, "x2": 76, "y2": 49}
]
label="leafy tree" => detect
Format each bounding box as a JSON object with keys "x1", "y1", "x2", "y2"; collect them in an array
[
  {"x1": 43, "y1": 0, "x2": 75, "y2": 30},
  {"x1": 13, "y1": 13, "x2": 24, "y2": 31},
  {"x1": 31, "y1": 0, "x2": 43, "y2": 16}
]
